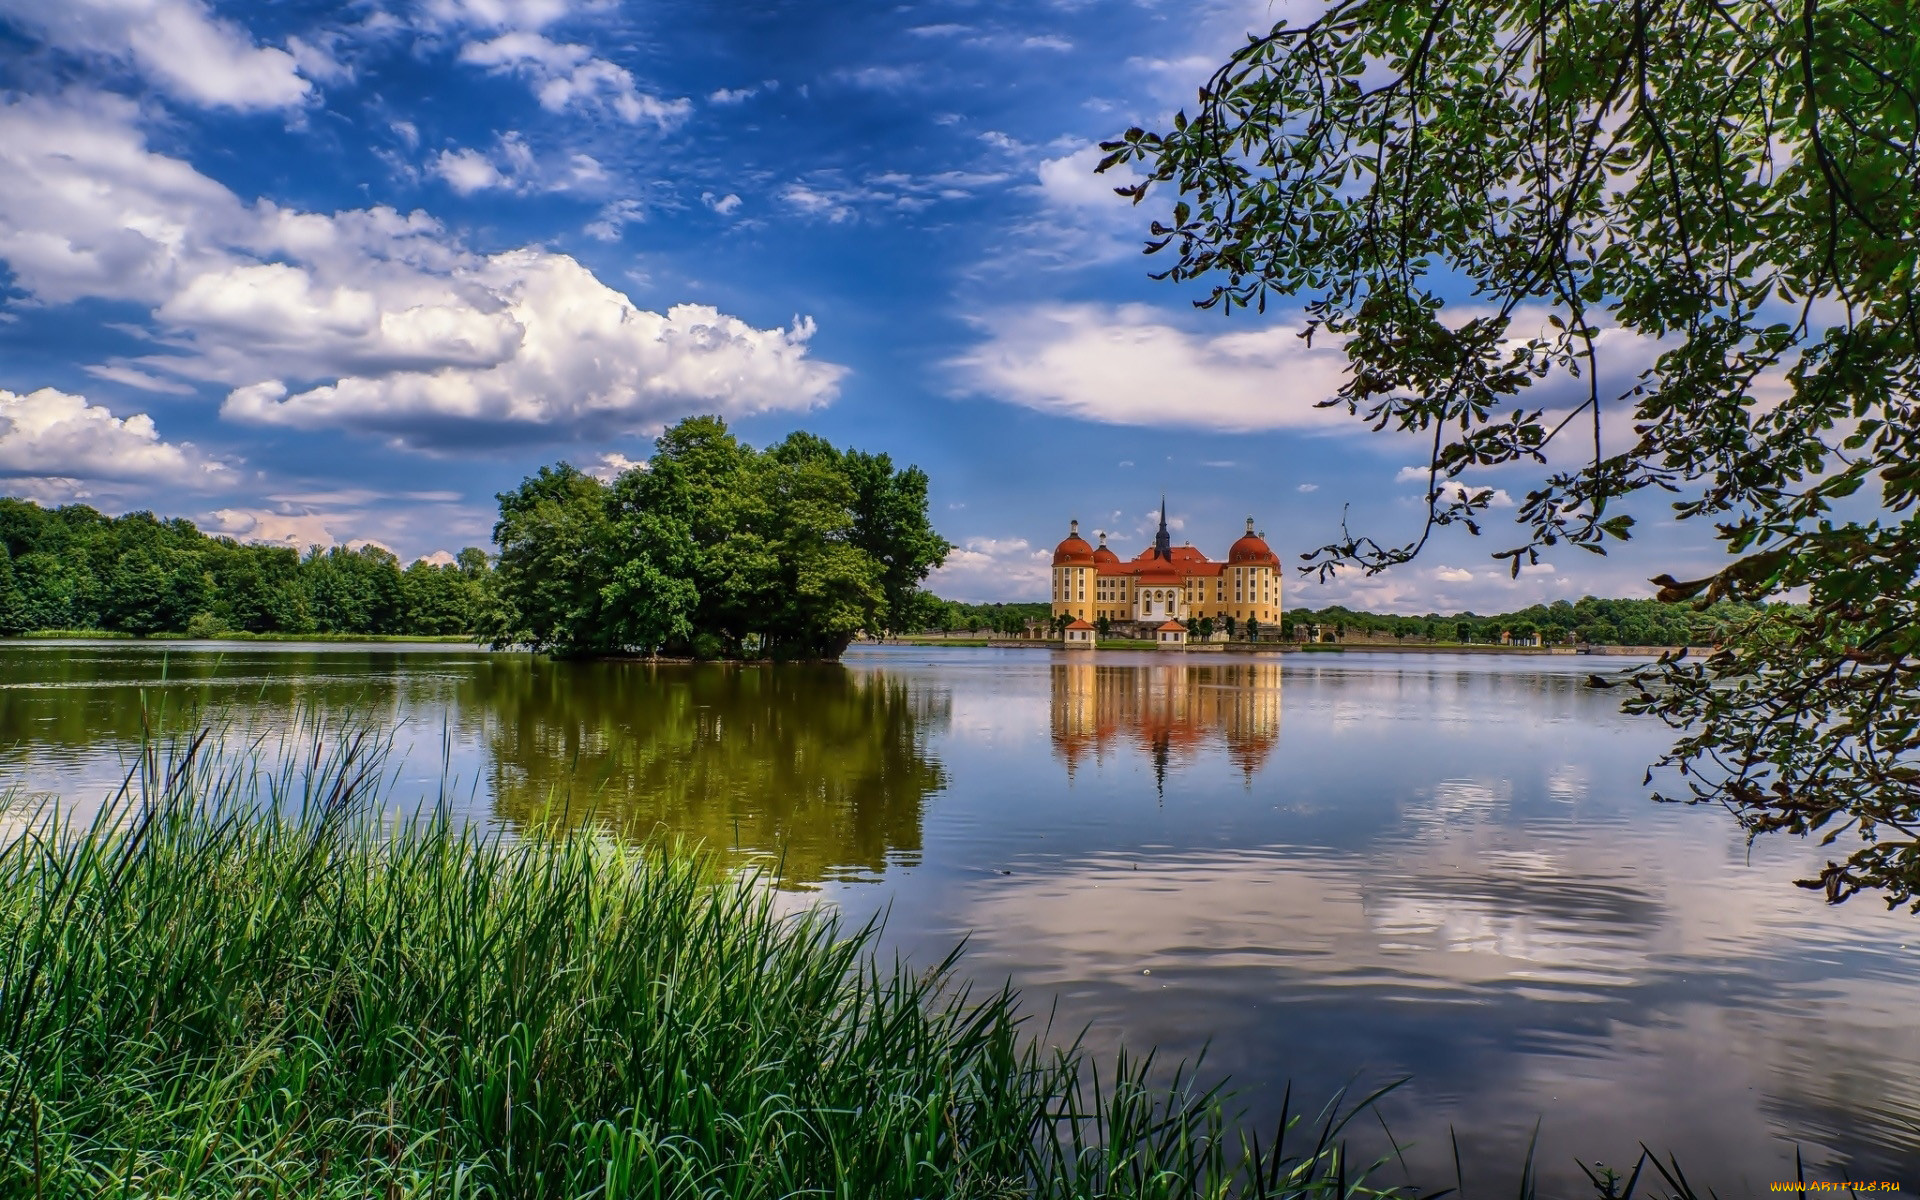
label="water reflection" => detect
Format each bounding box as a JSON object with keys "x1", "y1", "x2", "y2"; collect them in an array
[
  {"x1": 468, "y1": 658, "x2": 948, "y2": 886},
  {"x1": 0, "y1": 644, "x2": 949, "y2": 889},
  {"x1": 1050, "y1": 660, "x2": 1281, "y2": 788},
  {"x1": 6, "y1": 642, "x2": 1920, "y2": 1184}
]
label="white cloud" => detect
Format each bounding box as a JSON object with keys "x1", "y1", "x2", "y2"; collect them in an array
[
  {"x1": 431, "y1": 134, "x2": 597, "y2": 196},
  {"x1": 780, "y1": 183, "x2": 857, "y2": 223},
  {"x1": 584, "y1": 197, "x2": 644, "y2": 241},
  {"x1": 83, "y1": 364, "x2": 196, "y2": 395},
  {"x1": 419, "y1": 0, "x2": 576, "y2": 32},
  {"x1": 0, "y1": 0, "x2": 314, "y2": 111},
  {"x1": 709, "y1": 85, "x2": 757, "y2": 104},
  {"x1": 1297, "y1": 483, "x2": 1319, "y2": 493},
  {"x1": 0, "y1": 94, "x2": 846, "y2": 451},
  {"x1": 1036, "y1": 144, "x2": 1136, "y2": 212},
  {"x1": 1021, "y1": 35, "x2": 1073, "y2": 51},
  {"x1": 702, "y1": 191, "x2": 742, "y2": 216},
  {"x1": 582, "y1": 451, "x2": 645, "y2": 481},
  {"x1": 951, "y1": 304, "x2": 1353, "y2": 432},
  {"x1": 0, "y1": 386, "x2": 231, "y2": 494},
  {"x1": 203, "y1": 507, "x2": 343, "y2": 550},
  {"x1": 832, "y1": 65, "x2": 915, "y2": 92},
  {"x1": 434, "y1": 147, "x2": 505, "y2": 194},
  {"x1": 927, "y1": 535, "x2": 1050, "y2": 601},
  {"x1": 202, "y1": 495, "x2": 491, "y2": 561},
  {"x1": 221, "y1": 256, "x2": 844, "y2": 448},
  {"x1": 1432, "y1": 566, "x2": 1475, "y2": 583},
  {"x1": 1394, "y1": 467, "x2": 1516, "y2": 509},
  {"x1": 457, "y1": 31, "x2": 689, "y2": 127}
]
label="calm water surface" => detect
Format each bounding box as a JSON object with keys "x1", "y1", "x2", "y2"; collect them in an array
[{"x1": 3, "y1": 641, "x2": 1916, "y2": 1188}]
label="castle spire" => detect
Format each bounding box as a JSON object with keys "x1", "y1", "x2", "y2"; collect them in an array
[{"x1": 1154, "y1": 494, "x2": 1172, "y2": 560}]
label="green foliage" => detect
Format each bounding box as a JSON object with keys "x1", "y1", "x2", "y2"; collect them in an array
[
  {"x1": 0, "y1": 726, "x2": 1469, "y2": 1199},
  {"x1": 905, "y1": 599, "x2": 1052, "y2": 636},
  {"x1": 0, "y1": 496, "x2": 490, "y2": 639},
  {"x1": 1104, "y1": 0, "x2": 1920, "y2": 906},
  {"x1": 490, "y1": 418, "x2": 949, "y2": 659}
]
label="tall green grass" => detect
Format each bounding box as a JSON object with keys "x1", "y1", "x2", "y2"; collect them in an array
[
  {"x1": 0, "y1": 724, "x2": 1716, "y2": 1199},
  {"x1": 0, "y1": 724, "x2": 1421, "y2": 1199}
]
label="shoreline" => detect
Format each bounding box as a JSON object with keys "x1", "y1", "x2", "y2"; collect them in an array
[{"x1": 888, "y1": 637, "x2": 1711, "y2": 658}]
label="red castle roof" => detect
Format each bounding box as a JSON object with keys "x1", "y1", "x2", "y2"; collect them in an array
[{"x1": 1053, "y1": 519, "x2": 1095, "y2": 565}]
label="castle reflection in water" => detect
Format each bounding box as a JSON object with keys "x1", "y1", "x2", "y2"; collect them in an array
[{"x1": 1048, "y1": 659, "x2": 1283, "y2": 789}]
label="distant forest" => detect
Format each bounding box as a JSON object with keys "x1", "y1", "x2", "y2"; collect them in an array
[
  {"x1": 906, "y1": 596, "x2": 1759, "y2": 646},
  {"x1": 0, "y1": 498, "x2": 490, "y2": 638},
  {"x1": 1272, "y1": 598, "x2": 1759, "y2": 647}
]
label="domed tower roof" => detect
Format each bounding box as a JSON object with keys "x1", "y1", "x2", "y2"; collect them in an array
[
  {"x1": 1228, "y1": 516, "x2": 1280, "y2": 566},
  {"x1": 1091, "y1": 531, "x2": 1119, "y2": 563},
  {"x1": 1053, "y1": 519, "x2": 1095, "y2": 565}
]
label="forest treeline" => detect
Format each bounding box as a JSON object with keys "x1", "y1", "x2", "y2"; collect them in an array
[
  {"x1": 1278, "y1": 597, "x2": 1759, "y2": 647},
  {"x1": 904, "y1": 597, "x2": 1758, "y2": 645},
  {"x1": 0, "y1": 498, "x2": 490, "y2": 638}
]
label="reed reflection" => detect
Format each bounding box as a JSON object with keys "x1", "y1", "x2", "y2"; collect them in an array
[
  {"x1": 467, "y1": 658, "x2": 950, "y2": 888},
  {"x1": 1049, "y1": 659, "x2": 1282, "y2": 789}
]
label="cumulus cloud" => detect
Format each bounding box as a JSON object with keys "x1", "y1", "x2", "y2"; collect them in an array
[
  {"x1": 1432, "y1": 566, "x2": 1475, "y2": 583},
  {"x1": 222, "y1": 256, "x2": 843, "y2": 447},
  {"x1": 458, "y1": 31, "x2": 689, "y2": 126},
  {"x1": 1297, "y1": 483, "x2": 1319, "y2": 493},
  {"x1": 951, "y1": 304, "x2": 1353, "y2": 432},
  {"x1": 0, "y1": 386, "x2": 231, "y2": 495},
  {"x1": 927, "y1": 535, "x2": 1050, "y2": 601},
  {"x1": 0, "y1": 0, "x2": 314, "y2": 111},
  {"x1": 0, "y1": 94, "x2": 845, "y2": 451}
]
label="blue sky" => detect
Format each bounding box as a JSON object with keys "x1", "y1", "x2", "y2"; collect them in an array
[{"x1": 0, "y1": 0, "x2": 1719, "y2": 608}]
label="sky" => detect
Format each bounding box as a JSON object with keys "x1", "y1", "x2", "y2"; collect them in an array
[{"x1": 0, "y1": 0, "x2": 1725, "y2": 609}]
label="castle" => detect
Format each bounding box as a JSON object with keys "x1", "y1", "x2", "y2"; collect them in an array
[{"x1": 1050, "y1": 501, "x2": 1282, "y2": 636}]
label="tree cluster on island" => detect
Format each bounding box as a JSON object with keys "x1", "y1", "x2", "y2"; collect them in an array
[
  {"x1": 485, "y1": 417, "x2": 950, "y2": 660},
  {"x1": 0, "y1": 498, "x2": 491, "y2": 638}
]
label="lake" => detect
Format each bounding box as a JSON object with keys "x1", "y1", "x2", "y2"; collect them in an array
[{"x1": 2, "y1": 640, "x2": 1915, "y2": 1189}]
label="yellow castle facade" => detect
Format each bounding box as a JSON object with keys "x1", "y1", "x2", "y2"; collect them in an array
[{"x1": 1050, "y1": 501, "x2": 1283, "y2": 629}]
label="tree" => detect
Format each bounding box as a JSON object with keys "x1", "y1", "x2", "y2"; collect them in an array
[
  {"x1": 488, "y1": 465, "x2": 617, "y2": 654},
  {"x1": 1246, "y1": 616, "x2": 1261, "y2": 641},
  {"x1": 1223, "y1": 615, "x2": 1237, "y2": 639},
  {"x1": 489, "y1": 419, "x2": 942, "y2": 660},
  {"x1": 841, "y1": 449, "x2": 951, "y2": 635},
  {"x1": 0, "y1": 546, "x2": 27, "y2": 636},
  {"x1": 1104, "y1": 0, "x2": 1920, "y2": 908}
]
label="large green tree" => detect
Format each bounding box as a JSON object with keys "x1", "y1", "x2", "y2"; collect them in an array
[
  {"x1": 490, "y1": 417, "x2": 947, "y2": 659},
  {"x1": 1102, "y1": 0, "x2": 1920, "y2": 905}
]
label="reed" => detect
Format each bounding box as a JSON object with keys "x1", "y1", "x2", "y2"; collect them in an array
[{"x1": 0, "y1": 724, "x2": 1702, "y2": 1198}]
